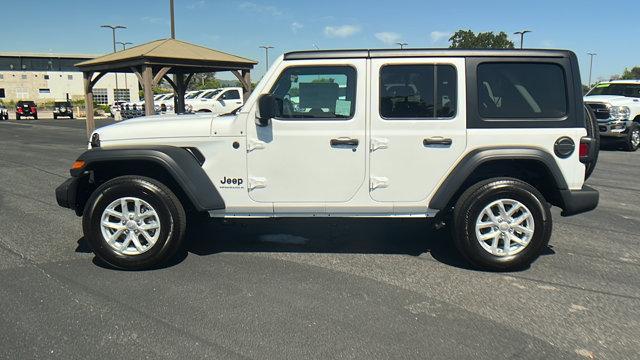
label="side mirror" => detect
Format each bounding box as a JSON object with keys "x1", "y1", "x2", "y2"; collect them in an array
[{"x1": 256, "y1": 94, "x2": 276, "y2": 127}]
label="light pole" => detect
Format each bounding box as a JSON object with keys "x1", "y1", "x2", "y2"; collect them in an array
[
  {"x1": 396, "y1": 42, "x2": 408, "y2": 49},
  {"x1": 116, "y1": 42, "x2": 133, "y2": 92},
  {"x1": 587, "y1": 52, "x2": 597, "y2": 87},
  {"x1": 259, "y1": 45, "x2": 274, "y2": 73},
  {"x1": 170, "y1": 0, "x2": 176, "y2": 39},
  {"x1": 513, "y1": 30, "x2": 531, "y2": 49},
  {"x1": 101, "y1": 25, "x2": 126, "y2": 101}
]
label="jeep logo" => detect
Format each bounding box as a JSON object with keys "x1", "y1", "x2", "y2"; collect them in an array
[{"x1": 220, "y1": 176, "x2": 243, "y2": 186}]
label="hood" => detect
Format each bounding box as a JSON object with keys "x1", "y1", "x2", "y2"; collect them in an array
[
  {"x1": 95, "y1": 114, "x2": 213, "y2": 142},
  {"x1": 583, "y1": 95, "x2": 629, "y2": 105}
]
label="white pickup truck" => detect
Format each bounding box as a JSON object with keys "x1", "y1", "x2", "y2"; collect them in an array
[
  {"x1": 584, "y1": 80, "x2": 640, "y2": 151},
  {"x1": 186, "y1": 87, "x2": 244, "y2": 114}
]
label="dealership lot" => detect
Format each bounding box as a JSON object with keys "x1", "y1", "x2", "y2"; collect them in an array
[{"x1": 0, "y1": 119, "x2": 638, "y2": 359}]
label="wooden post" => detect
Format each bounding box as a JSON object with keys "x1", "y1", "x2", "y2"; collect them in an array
[
  {"x1": 83, "y1": 71, "x2": 95, "y2": 139},
  {"x1": 142, "y1": 65, "x2": 155, "y2": 116},
  {"x1": 242, "y1": 70, "x2": 251, "y2": 101},
  {"x1": 175, "y1": 73, "x2": 186, "y2": 113}
]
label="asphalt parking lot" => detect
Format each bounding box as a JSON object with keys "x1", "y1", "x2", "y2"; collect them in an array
[{"x1": 0, "y1": 118, "x2": 638, "y2": 359}]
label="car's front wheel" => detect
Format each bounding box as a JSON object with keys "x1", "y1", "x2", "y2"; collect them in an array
[
  {"x1": 452, "y1": 178, "x2": 552, "y2": 271},
  {"x1": 623, "y1": 123, "x2": 640, "y2": 152},
  {"x1": 83, "y1": 176, "x2": 186, "y2": 270}
]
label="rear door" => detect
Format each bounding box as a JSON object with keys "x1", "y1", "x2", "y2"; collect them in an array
[{"x1": 369, "y1": 57, "x2": 467, "y2": 205}]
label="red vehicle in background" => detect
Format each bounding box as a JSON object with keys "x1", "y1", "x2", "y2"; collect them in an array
[{"x1": 16, "y1": 100, "x2": 38, "y2": 120}]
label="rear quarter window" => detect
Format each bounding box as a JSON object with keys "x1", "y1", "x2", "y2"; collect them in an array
[{"x1": 477, "y1": 63, "x2": 568, "y2": 119}]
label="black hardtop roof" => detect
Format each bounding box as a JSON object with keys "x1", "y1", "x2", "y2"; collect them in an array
[{"x1": 284, "y1": 48, "x2": 575, "y2": 61}]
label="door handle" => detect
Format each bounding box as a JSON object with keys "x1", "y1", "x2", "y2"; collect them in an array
[
  {"x1": 330, "y1": 138, "x2": 359, "y2": 147},
  {"x1": 423, "y1": 137, "x2": 452, "y2": 146}
]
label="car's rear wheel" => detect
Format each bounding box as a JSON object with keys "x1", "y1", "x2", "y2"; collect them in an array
[
  {"x1": 622, "y1": 123, "x2": 640, "y2": 152},
  {"x1": 53, "y1": 115, "x2": 57, "y2": 119},
  {"x1": 16, "y1": 115, "x2": 20, "y2": 120},
  {"x1": 83, "y1": 176, "x2": 186, "y2": 270},
  {"x1": 452, "y1": 178, "x2": 552, "y2": 271}
]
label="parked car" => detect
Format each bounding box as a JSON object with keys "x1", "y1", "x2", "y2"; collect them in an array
[
  {"x1": 53, "y1": 101, "x2": 74, "y2": 119},
  {"x1": 0, "y1": 104, "x2": 8, "y2": 120},
  {"x1": 56, "y1": 48, "x2": 599, "y2": 271},
  {"x1": 185, "y1": 87, "x2": 243, "y2": 114},
  {"x1": 109, "y1": 101, "x2": 127, "y2": 117},
  {"x1": 584, "y1": 80, "x2": 640, "y2": 151},
  {"x1": 16, "y1": 100, "x2": 37, "y2": 120}
]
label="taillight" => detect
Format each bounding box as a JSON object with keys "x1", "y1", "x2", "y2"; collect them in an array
[
  {"x1": 17, "y1": 108, "x2": 23, "y2": 114},
  {"x1": 30, "y1": 107, "x2": 37, "y2": 113},
  {"x1": 579, "y1": 142, "x2": 589, "y2": 157}
]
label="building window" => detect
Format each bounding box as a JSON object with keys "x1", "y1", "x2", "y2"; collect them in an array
[
  {"x1": 44, "y1": 75, "x2": 50, "y2": 80},
  {"x1": 93, "y1": 88, "x2": 108, "y2": 105},
  {"x1": 39, "y1": 88, "x2": 51, "y2": 94},
  {"x1": 68, "y1": 75, "x2": 73, "y2": 80},
  {"x1": 0, "y1": 89, "x2": 5, "y2": 98},
  {"x1": 21, "y1": 74, "x2": 27, "y2": 80},
  {"x1": 114, "y1": 88, "x2": 130, "y2": 102}
]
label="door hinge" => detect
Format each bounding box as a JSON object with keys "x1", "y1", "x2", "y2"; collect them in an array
[
  {"x1": 370, "y1": 137, "x2": 389, "y2": 152},
  {"x1": 370, "y1": 176, "x2": 389, "y2": 190},
  {"x1": 247, "y1": 139, "x2": 266, "y2": 152},
  {"x1": 248, "y1": 176, "x2": 267, "y2": 191}
]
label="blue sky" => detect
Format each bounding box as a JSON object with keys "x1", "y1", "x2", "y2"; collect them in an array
[{"x1": 2, "y1": 0, "x2": 638, "y2": 82}]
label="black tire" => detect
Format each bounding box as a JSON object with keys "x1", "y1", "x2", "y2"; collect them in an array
[
  {"x1": 15, "y1": 114, "x2": 20, "y2": 120},
  {"x1": 69, "y1": 114, "x2": 74, "y2": 119},
  {"x1": 33, "y1": 114, "x2": 38, "y2": 120},
  {"x1": 53, "y1": 115, "x2": 57, "y2": 119},
  {"x1": 583, "y1": 105, "x2": 599, "y2": 179},
  {"x1": 622, "y1": 123, "x2": 639, "y2": 152},
  {"x1": 452, "y1": 177, "x2": 552, "y2": 271},
  {"x1": 82, "y1": 176, "x2": 187, "y2": 270}
]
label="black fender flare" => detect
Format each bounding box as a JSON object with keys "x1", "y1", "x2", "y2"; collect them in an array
[
  {"x1": 73, "y1": 146, "x2": 224, "y2": 211},
  {"x1": 428, "y1": 147, "x2": 568, "y2": 210}
]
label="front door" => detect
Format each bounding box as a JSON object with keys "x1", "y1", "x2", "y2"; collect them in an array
[
  {"x1": 369, "y1": 57, "x2": 467, "y2": 205},
  {"x1": 246, "y1": 60, "x2": 366, "y2": 205},
  {"x1": 217, "y1": 89, "x2": 243, "y2": 114}
]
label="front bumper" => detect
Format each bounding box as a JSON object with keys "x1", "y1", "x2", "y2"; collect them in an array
[
  {"x1": 559, "y1": 185, "x2": 599, "y2": 217},
  {"x1": 55, "y1": 177, "x2": 79, "y2": 210},
  {"x1": 598, "y1": 119, "x2": 632, "y2": 138}
]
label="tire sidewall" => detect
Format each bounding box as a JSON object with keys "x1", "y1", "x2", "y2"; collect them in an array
[
  {"x1": 626, "y1": 124, "x2": 639, "y2": 151},
  {"x1": 459, "y1": 182, "x2": 551, "y2": 270},
  {"x1": 83, "y1": 178, "x2": 178, "y2": 269}
]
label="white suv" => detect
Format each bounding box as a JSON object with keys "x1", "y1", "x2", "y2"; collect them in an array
[
  {"x1": 56, "y1": 49, "x2": 599, "y2": 271},
  {"x1": 186, "y1": 87, "x2": 244, "y2": 114},
  {"x1": 584, "y1": 80, "x2": 640, "y2": 151}
]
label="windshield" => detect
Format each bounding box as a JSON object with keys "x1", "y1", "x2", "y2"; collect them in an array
[
  {"x1": 201, "y1": 89, "x2": 222, "y2": 99},
  {"x1": 185, "y1": 91, "x2": 203, "y2": 99},
  {"x1": 588, "y1": 83, "x2": 640, "y2": 98},
  {"x1": 55, "y1": 102, "x2": 70, "y2": 106}
]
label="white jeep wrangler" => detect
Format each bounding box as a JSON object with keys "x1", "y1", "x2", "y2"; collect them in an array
[
  {"x1": 56, "y1": 49, "x2": 599, "y2": 271},
  {"x1": 584, "y1": 80, "x2": 640, "y2": 151}
]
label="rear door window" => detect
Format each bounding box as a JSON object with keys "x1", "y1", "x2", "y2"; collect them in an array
[{"x1": 477, "y1": 63, "x2": 567, "y2": 119}]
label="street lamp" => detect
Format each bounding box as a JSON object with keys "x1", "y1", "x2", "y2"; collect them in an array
[
  {"x1": 259, "y1": 45, "x2": 274, "y2": 73},
  {"x1": 116, "y1": 41, "x2": 132, "y2": 50},
  {"x1": 396, "y1": 42, "x2": 408, "y2": 49},
  {"x1": 116, "y1": 42, "x2": 133, "y2": 91},
  {"x1": 587, "y1": 52, "x2": 597, "y2": 87},
  {"x1": 513, "y1": 30, "x2": 531, "y2": 49},
  {"x1": 101, "y1": 25, "x2": 126, "y2": 101}
]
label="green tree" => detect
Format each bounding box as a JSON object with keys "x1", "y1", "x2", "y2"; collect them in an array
[
  {"x1": 449, "y1": 30, "x2": 515, "y2": 49},
  {"x1": 620, "y1": 66, "x2": 640, "y2": 80},
  {"x1": 189, "y1": 73, "x2": 221, "y2": 90}
]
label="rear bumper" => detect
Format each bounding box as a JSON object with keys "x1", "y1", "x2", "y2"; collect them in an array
[
  {"x1": 559, "y1": 185, "x2": 599, "y2": 217},
  {"x1": 55, "y1": 177, "x2": 79, "y2": 210}
]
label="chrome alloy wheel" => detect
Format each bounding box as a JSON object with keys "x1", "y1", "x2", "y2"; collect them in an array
[
  {"x1": 475, "y1": 199, "x2": 535, "y2": 257},
  {"x1": 631, "y1": 128, "x2": 640, "y2": 148},
  {"x1": 100, "y1": 197, "x2": 161, "y2": 256}
]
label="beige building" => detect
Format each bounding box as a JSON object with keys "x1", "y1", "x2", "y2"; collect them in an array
[{"x1": 0, "y1": 52, "x2": 139, "y2": 105}]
